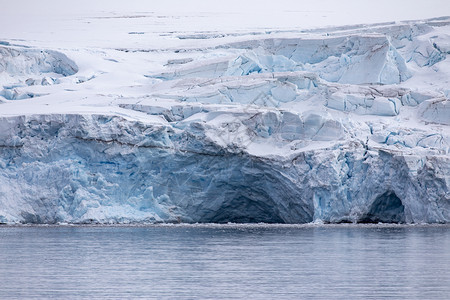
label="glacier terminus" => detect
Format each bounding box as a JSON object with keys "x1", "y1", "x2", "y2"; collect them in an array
[{"x1": 0, "y1": 14, "x2": 449, "y2": 224}]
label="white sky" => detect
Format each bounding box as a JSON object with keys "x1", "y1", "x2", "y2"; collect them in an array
[
  {"x1": 3, "y1": 0, "x2": 448, "y2": 17},
  {"x1": 1, "y1": 0, "x2": 449, "y2": 48}
]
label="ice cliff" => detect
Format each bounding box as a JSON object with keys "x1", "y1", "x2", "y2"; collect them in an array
[{"x1": 0, "y1": 18, "x2": 449, "y2": 224}]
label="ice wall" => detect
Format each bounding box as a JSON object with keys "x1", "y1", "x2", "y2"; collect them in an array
[
  {"x1": 0, "y1": 111, "x2": 448, "y2": 224},
  {"x1": 0, "y1": 19, "x2": 449, "y2": 224}
]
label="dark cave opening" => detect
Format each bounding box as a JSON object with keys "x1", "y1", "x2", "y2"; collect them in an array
[
  {"x1": 358, "y1": 191, "x2": 406, "y2": 224},
  {"x1": 205, "y1": 196, "x2": 285, "y2": 224}
]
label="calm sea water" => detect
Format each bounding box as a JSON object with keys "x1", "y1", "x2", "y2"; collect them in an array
[{"x1": 0, "y1": 224, "x2": 449, "y2": 299}]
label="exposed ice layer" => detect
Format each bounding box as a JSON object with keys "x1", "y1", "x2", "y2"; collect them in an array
[
  {"x1": 321, "y1": 23, "x2": 447, "y2": 67},
  {"x1": 0, "y1": 89, "x2": 44, "y2": 101},
  {"x1": 0, "y1": 46, "x2": 78, "y2": 76},
  {"x1": 0, "y1": 46, "x2": 78, "y2": 100},
  {"x1": 156, "y1": 35, "x2": 411, "y2": 85},
  {"x1": 420, "y1": 98, "x2": 450, "y2": 125},
  {"x1": 152, "y1": 72, "x2": 319, "y2": 107},
  {"x1": 156, "y1": 52, "x2": 302, "y2": 80},
  {"x1": 150, "y1": 71, "x2": 426, "y2": 118},
  {"x1": 401, "y1": 91, "x2": 443, "y2": 107},
  {"x1": 327, "y1": 93, "x2": 401, "y2": 116},
  {"x1": 408, "y1": 39, "x2": 446, "y2": 67},
  {"x1": 0, "y1": 113, "x2": 448, "y2": 224}
]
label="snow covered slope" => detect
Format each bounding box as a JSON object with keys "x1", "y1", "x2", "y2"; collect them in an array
[{"x1": 0, "y1": 12, "x2": 449, "y2": 223}]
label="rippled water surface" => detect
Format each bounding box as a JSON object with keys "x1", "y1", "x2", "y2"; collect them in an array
[{"x1": 0, "y1": 224, "x2": 449, "y2": 299}]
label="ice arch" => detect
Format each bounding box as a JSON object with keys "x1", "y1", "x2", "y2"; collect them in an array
[{"x1": 359, "y1": 191, "x2": 406, "y2": 223}]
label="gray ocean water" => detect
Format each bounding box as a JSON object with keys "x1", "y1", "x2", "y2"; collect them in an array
[{"x1": 0, "y1": 224, "x2": 449, "y2": 299}]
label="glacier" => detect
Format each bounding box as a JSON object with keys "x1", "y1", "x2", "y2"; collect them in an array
[
  {"x1": 0, "y1": 17, "x2": 449, "y2": 224},
  {"x1": 0, "y1": 45, "x2": 78, "y2": 100}
]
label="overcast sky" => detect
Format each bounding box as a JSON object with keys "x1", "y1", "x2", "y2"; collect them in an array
[
  {"x1": 1, "y1": 0, "x2": 449, "y2": 48},
  {"x1": 3, "y1": 0, "x2": 449, "y2": 19}
]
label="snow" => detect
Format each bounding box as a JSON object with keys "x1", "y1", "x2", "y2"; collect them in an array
[{"x1": 0, "y1": 2, "x2": 449, "y2": 224}]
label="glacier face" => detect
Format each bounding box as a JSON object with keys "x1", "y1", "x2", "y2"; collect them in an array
[
  {"x1": 0, "y1": 112, "x2": 448, "y2": 224},
  {"x1": 0, "y1": 18, "x2": 449, "y2": 224}
]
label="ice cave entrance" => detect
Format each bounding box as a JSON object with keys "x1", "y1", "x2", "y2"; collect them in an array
[
  {"x1": 207, "y1": 196, "x2": 285, "y2": 224},
  {"x1": 358, "y1": 191, "x2": 406, "y2": 224}
]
